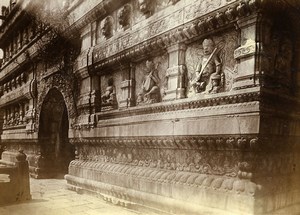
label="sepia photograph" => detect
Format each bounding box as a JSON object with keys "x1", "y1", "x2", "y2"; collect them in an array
[{"x1": 0, "y1": 0, "x2": 299, "y2": 214}]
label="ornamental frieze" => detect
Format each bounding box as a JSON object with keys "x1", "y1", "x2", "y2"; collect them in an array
[
  {"x1": 75, "y1": 145, "x2": 239, "y2": 177},
  {"x1": 71, "y1": 136, "x2": 260, "y2": 151},
  {"x1": 92, "y1": 0, "x2": 248, "y2": 67}
]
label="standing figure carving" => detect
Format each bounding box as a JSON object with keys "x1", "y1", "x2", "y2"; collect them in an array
[
  {"x1": 190, "y1": 38, "x2": 222, "y2": 95},
  {"x1": 137, "y1": 60, "x2": 160, "y2": 104}
]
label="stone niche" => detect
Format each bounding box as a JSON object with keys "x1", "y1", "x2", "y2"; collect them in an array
[
  {"x1": 135, "y1": 54, "x2": 168, "y2": 105},
  {"x1": 100, "y1": 72, "x2": 122, "y2": 111},
  {"x1": 185, "y1": 31, "x2": 238, "y2": 97}
]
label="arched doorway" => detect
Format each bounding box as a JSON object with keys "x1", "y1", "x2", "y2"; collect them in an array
[{"x1": 38, "y1": 88, "x2": 74, "y2": 178}]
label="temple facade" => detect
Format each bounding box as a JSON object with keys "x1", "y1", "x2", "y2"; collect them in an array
[{"x1": 0, "y1": 0, "x2": 300, "y2": 214}]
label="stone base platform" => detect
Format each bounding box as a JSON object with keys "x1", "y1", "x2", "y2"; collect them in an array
[{"x1": 65, "y1": 160, "x2": 264, "y2": 215}]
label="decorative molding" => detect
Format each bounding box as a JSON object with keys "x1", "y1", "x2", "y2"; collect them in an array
[
  {"x1": 91, "y1": 0, "x2": 262, "y2": 71},
  {"x1": 68, "y1": 160, "x2": 261, "y2": 196},
  {"x1": 234, "y1": 39, "x2": 256, "y2": 59},
  {"x1": 70, "y1": 135, "x2": 259, "y2": 150},
  {"x1": 90, "y1": 90, "x2": 261, "y2": 122}
]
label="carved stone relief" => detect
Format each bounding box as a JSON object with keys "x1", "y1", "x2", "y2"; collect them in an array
[
  {"x1": 118, "y1": 4, "x2": 131, "y2": 29},
  {"x1": 186, "y1": 31, "x2": 238, "y2": 97},
  {"x1": 135, "y1": 55, "x2": 168, "y2": 105},
  {"x1": 100, "y1": 77, "x2": 117, "y2": 111},
  {"x1": 3, "y1": 103, "x2": 26, "y2": 128},
  {"x1": 1, "y1": 73, "x2": 27, "y2": 97},
  {"x1": 36, "y1": 74, "x2": 77, "y2": 130},
  {"x1": 76, "y1": 144, "x2": 239, "y2": 177},
  {"x1": 138, "y1": 0, "x2": 153, "y2": 17},
  {"x1": 102, "y1": 16, "x2": 114, "y2": 39},
  {"x1": 270, "y1": 33, "x2": 293, "y2": 89}
]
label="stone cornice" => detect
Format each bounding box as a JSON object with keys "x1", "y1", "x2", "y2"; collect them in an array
[{"x1": 94, "y1": 88, "x2": 261, "y2": 121}]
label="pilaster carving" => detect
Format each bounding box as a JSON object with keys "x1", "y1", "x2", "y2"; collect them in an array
[
  {"x1": 120, "y1": 79, "x2": 135, "y2": 108},
  {"x1": 232, "y1": 15, "x2": 259, "y2": 90},
  {"x1": 164, "y1": 43, "x2": 187, "y2": 101},
  {"x1": 234, "y1": 39, "x2": 256, "y2": 59}
]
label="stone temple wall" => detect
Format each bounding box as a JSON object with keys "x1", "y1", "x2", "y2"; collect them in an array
[{"x1": 0, "y1": 0, "x2": 300, "y2": 214}]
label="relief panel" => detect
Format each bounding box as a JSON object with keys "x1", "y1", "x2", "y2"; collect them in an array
[
  {"x1": 186, "y1": 31, "x2": 238, "y2": 97},
  {"x1": 76, "y1": 143, "x2": 239, "y2": 177},
  {"x1": 100, "y1": 71, "x2": 123, "y2": 111},
  {"x1": 135, "y1": 54, "x2": 168, "y2": 105}
]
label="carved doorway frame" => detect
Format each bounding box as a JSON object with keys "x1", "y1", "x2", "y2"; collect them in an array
[{"x1": 38, "y1": 88, "x2": 74, "y2": 178}]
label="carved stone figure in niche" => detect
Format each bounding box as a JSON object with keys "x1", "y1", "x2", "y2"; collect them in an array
[
  {"x1": 102, "y1": 16, "x2": 113, "y2": 39},
  {"x1": 3, "y1": 113, "x2": 7, "y2": 127},
  {"x1": 138, "y1": 0, "x2": 152, "y2": 16},
  {"x1": 101, "y1": 77, "x2": 117, "y2": 110},
  {"x1": 118, "y1": 4, "x2": 131, "y2": 29},
  {"x1": 189, "y1": 38, "x2": 222, "y2": 94},
  {"x1": 19, "y1": 109, "x2": 24, "y2": 125},
  {"x1": 7, "y1": 112, "x2": 13, "y2": 126},
  {"x1": 274, "y1": 37, "x2": 293, "y2": 77},
  {"x1": 14, "y1": 111, "x2": 19, "y2": 125},
  {"x1": 137, "y1": 60, "x2": 160, "y2": 104}
]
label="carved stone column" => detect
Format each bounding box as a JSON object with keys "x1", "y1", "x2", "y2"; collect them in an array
[
  {"x1": 90, "y1": 75, "x2": 100, "y2": 122},
  {"x1": 163, "y1": 43, "x2": 187, "y2": 101},
  {"x1": 232, "y1": 15, "x2": 259, "y2": 90},
  {"x1": 119, "y1": 63, "x2": 135, "y2": 108}
]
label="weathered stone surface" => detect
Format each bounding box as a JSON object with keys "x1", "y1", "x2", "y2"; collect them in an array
[{"x1": 0, "y1": 0, "x2": 300, "y2": 214}]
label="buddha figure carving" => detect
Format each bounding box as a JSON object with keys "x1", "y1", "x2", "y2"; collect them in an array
[
  {"x1": 137, "y1": 60, "x2": 160, "y2": 104},
  {"x1": 190, "y1": 38, "x2": 222, "y2": 95},
  {"x1": 101, "y1": 77, "x2": 117, "y2": 110}
]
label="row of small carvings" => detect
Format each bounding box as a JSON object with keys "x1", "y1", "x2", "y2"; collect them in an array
[
  {"x1": 1, "y1": 20, "x2": 39, "y2": 66},
  {"x1": 0, "y1": 73, "x2": 27, "y2": 96},
  {"x1": 69, "y1": 160, "x2": 259, "y2": 196},
  {"x1": 2, "y1": 103, "x2": 28, "y2": 128},
  {"x1": 99, "y1": 0, "x2": 181, "y2": 40},
  {"x1": 71, "y1": 136, "x2": 296, "y2": 151},
  {"x1": 75, "y1": 146, "x2": 239, "y2": 176},
  {"x1": 93, "y1": 0, "x2": 258, "y2": 66},
  {"x1": 97, "y1": 0, "x2": 257, "y2": 43},
  {"x1": 72, "y1": 136, "x2": 258, "y2": 149}
]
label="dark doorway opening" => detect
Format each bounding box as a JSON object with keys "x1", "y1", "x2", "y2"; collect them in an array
[{"x1": 38, "y1": 88, "x2": 74, "y2": 178}]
